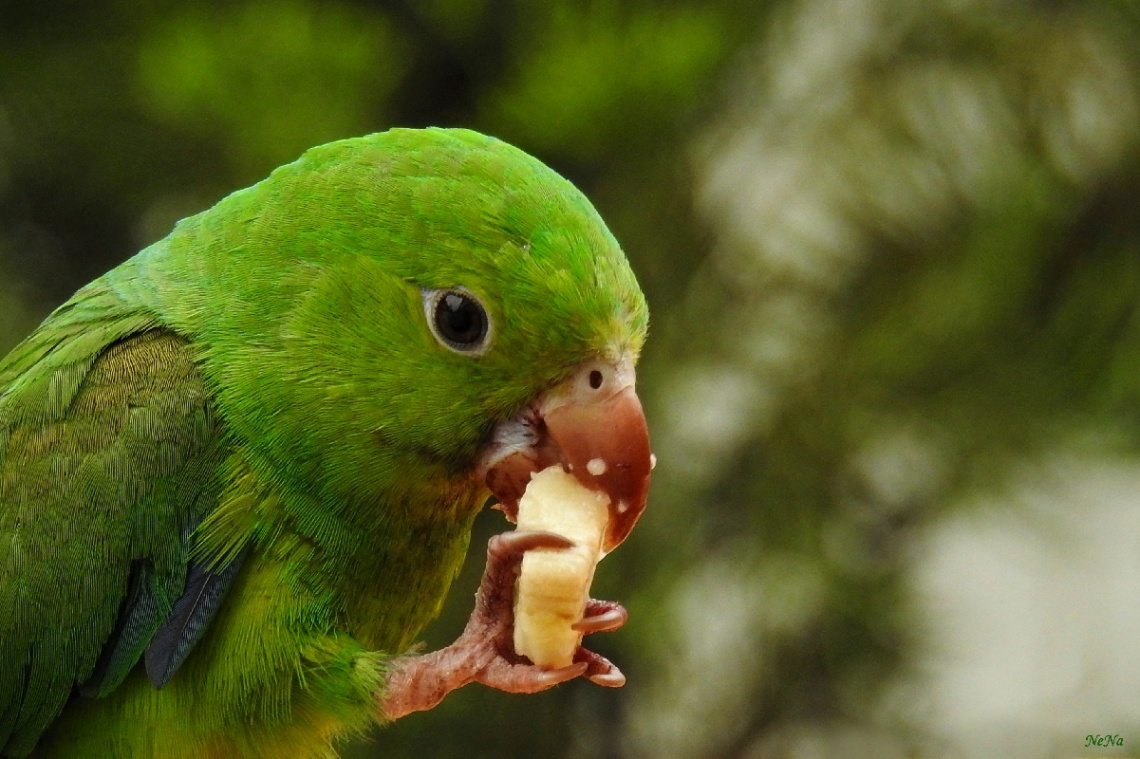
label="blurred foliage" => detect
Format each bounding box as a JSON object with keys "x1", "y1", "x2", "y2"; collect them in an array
[
  {"x1": 135, "y1": 1, "x2": 405, "y2": 175},
  {"x1": 4, "y1": 0, "x2": 1140, "y2": 757}
]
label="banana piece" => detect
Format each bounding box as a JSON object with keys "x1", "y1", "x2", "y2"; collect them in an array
[{"x1": 513, "y1": 465, "x2": 611, "y2": 668}]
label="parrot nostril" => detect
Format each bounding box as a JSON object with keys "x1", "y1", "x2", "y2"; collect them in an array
[{"x1": 588, "y1": 370, "x2": 603, "y2": 390}]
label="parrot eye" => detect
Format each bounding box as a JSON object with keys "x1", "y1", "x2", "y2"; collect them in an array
[{"x1": 423, "y1": 288, "x2": 491, "y2": 354}]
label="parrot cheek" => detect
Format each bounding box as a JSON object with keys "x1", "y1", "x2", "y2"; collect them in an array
[{"x1": 478, "y1": 358, "x2": 652, "y2": 552}]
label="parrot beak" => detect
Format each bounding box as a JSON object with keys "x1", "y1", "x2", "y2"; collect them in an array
[{"x1": 477, "y1": 355, "x2": 652, "y2": 553}]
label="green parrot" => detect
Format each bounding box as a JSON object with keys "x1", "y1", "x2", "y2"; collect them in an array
[{"x1": 0, "y1": 128, "x2": 652, "y2": 758}]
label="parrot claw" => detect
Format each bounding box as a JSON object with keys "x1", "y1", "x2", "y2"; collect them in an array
[
  {"x1": 378, "y1": 530, "x2": 625, "y2": 720},
  {"x1": 491, "y1": 529, "x2": 574, "y2": 554},
  {"x1": 575, "y1": 647, "x2": 626, "y2": 688},
  {"x1": 573, "y1": 600, "x2": 628, "y2": 634}
]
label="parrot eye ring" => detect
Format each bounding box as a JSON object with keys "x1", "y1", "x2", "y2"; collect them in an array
[{"x1": 422, "y1": 287, "x2": 492, "y2": 354}]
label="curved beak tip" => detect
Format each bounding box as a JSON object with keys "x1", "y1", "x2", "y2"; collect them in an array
[
  {"x1": 532, "y1": 386, "x2": 651, "y2": 552},
  {"x1": 478, "y1": 364, "x2": 652, "y2": 553}
]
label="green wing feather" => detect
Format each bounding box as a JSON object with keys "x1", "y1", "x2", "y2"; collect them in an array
[{"x1": 0, "y1": 280, "x2": 227, "y2": 756}]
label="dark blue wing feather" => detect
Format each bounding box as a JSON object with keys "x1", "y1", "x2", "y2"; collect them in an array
[{"x1": 144, "y1": 547, "x2": 248, "y2": 689}]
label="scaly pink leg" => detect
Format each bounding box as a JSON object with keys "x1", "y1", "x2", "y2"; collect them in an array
[{"x1": 380, "y1": 531, "x2": 628, "y2": 720}]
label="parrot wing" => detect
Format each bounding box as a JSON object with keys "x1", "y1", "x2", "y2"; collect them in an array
[{"x1": 0, "y1": 281, "x2": 237, "y2": 756}]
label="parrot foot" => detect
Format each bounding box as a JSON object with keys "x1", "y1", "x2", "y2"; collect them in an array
[{"x1": 378, "y1": 530, "x2": 627, "y2": 720}]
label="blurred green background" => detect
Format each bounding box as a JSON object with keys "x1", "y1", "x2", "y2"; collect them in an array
[{"x1": 4, "y1": 0, "x2": 1140, "y2": 757}]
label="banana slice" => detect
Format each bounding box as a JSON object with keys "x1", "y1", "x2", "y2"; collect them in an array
[{"x1": 513, "y1": 465, "x2": 610, "y2": 668}]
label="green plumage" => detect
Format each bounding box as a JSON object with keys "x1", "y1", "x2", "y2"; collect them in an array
[{"x1": 0, "y1": 128, "x2": 648, "y2": 758}]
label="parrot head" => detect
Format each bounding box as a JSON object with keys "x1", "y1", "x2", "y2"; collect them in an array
[
  {"x1": 159, "y1": 127, "x2": 652, "y2": 547},
  {"x1": 378, "y1": 129, "x2": 655, "y2": 550}
]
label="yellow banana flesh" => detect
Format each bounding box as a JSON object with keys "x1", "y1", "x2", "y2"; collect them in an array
[{"x1": 513, "y1": 466, "x2": 610, "y2": 668}]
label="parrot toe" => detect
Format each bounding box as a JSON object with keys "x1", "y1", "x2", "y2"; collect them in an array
[{"x1": 477, "y1": 660, "x2": 589, "y2": 693}]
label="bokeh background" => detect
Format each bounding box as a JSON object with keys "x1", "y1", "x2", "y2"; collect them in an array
[{"x1": 3, "y1": 1, "x2": 1140, "y2": 757}]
